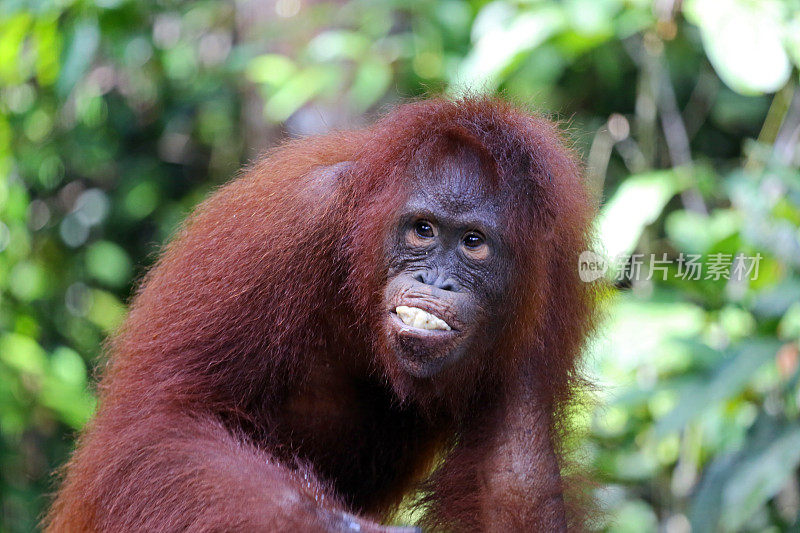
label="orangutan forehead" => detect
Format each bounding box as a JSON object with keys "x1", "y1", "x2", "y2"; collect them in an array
[
  {"x1": 403, "y1": 149, "x2": 502, "y2": 226},
  {"x1": 408, "y1": 139, "x2": 496, "y2": 190}
]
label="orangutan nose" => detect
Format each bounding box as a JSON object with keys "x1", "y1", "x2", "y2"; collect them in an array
[{"x1": 413, "y1": 269, "x2": 458, "y2": 292}]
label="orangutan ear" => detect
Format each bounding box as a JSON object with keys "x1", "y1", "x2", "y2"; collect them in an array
[{"x1": 300, "y1": 161, "x2": 353, "y2": 201}]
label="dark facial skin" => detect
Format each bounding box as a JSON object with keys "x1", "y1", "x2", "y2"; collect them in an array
[{"x1": 383, "y1": 147, "x2": 511, "y2": 378}]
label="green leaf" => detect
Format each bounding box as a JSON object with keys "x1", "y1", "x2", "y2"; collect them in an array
[
  {"x1": 721, "y1": 424, "x2": 800, "y2": 531},
  {"x1": 0, "y1": 333, "x2": 47, "y2": 376},
  {"x1": 751, "y1": 280, "x2": 800, "y2": 318},
  {"x1": 655, "y1": 339, "x2": 780, "y2": 436},
  {"x1": 57, "y1": 19, "x2": 100, "y2": 97},
  {"x1": 264, "y1": 66, "x2": 340, "y2": 122},
  {"x1": 787, "y1": 12, "x2": 800, "y2": 68},
  {"x1": 597, "y1": 170, "x2": 679, "y2": 259},
  {"x1": 8, "y1": 261, "x2": 48, "y2": 302},
  {"x1": 49, "y1": 346, "x2": 87, "y2": 388},
  {"x1": 86, "y1": 240, "x2": 132, "y2": 288},
  {"x1": 691, "y1": 416, "x2": 800, "y2": 532},
  {"x1": 86, "y1": 289, "x2": 126, "y2": 333},
  {"x1": 684, "y1": 0, "x2": 791, "y2": 94},
  {"x1": 307, "y1": 30, "x2": 370, "y2": 61},
  {"x1": 664, "y1": 209, "x2": 741, "y2": 255},
  {"x1": 607, "y1": 499, "x2": 658, "y2": 533},
  {"x1": 689, "y1": 452, "x2": 737, "y2": 532},
  {"x1": 0, "y1": 12, "x2": 32, "y2": 84},
  {"x1": 451, "y1": 3, "x2": 565, "y2": 92},
  {"x1": 246, "y1": 54, "x2": 297, "y2": 87},
  {"x1": 349, "y1": 58, "x2": 391, "y2": 113},
  {"x1": 37, "y1": 346, "x2": 95, "y2": 429}
]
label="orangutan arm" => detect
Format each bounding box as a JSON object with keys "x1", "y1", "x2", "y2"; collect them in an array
[
  {"x1": 475, "y1": 395, "x2": 567, "y2": 532},
  {"x1": 46, "y1": 412, "x2": 416, "y2": 533},
  {"x1": 422, "y1": 386, "x2": 566, "y2": 533}
]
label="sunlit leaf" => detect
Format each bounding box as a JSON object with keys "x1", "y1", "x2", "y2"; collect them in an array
[
  {"x1": 86, "y1": 289, "x2": 126, "y2": 332},
  {"x1": 607, "y1": 499, "x2": 658, "y2": 533},
  {"x1": 49, "y1": 347, "x2": 87, "y2": 387},
  {"x1": 664, "y1": 209, "x2": 741, "y2": 255},
  {"x1": 684, "y1": 0, "x2": 791, "y2": 94},
  {"x1": 247, "y1": 54, "x2": 297, "y2": 87},
  {"x1": 264, "y1": 66, "x2": 340, "y2": 122},
  {"x1": 86, "y1": 240, "x2": 132, "y2": 288},
  {"x1": 451, "y1": 2, "x2": 565, "y2": 92},
  {"x1": 40, "y1": 352, "x2": 96, "y2": 429},
  {"x1": 307, "y1": 30, "x2": 370, "y2": 61},
  {"x1": 589, "y1": 293, "x2": 705, "y2": 386},
  {"x1": 787, "y1": 12, "x2": 800, "y2": 68},
  {"x1": 349, "y1": 58, "x2": 391, "y2": 113},
  {"x1": 0, "y1": 333, "x2": 47, "y2": 376},
  {"x1": 8, "y1": 261, "x2": 48, "y2": 302},
  {"x1": 778, "y1": 302, "x2": 800, "y2": 340},
  {"x1": 32, "y1": 15, "x2": 61, "y2": 86},
  {"x1": 0, "y1": 12, "x2": 32, "y2": 84},
  {"x1": 597, "y1": 170, "x2": 679, "y2": 259}
]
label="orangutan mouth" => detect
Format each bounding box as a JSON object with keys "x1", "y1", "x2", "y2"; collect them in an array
[{"x1": 394, "y1": 305, "x2": 452, "y2": 331}]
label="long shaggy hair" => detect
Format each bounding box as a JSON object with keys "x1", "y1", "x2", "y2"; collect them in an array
[{"x1": 46, "y1": 96, "x2": 599, "y2": 532}]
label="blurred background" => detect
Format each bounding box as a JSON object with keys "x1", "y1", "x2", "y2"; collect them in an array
[{"x1": 2, "y1": 0, "x2": 800, "y2": 531}]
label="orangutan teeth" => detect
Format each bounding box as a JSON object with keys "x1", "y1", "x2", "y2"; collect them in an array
[{"x1": 395, "y1": 306, "x2": 451, "y2": 331}]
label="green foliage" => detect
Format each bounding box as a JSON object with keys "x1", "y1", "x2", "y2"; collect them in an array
[{"x1": 2, "y1": 0, "x2": 800, "y2": 530}]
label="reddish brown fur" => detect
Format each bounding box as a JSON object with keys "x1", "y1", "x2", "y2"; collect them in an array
[{"x1": 46, "y1": 97, "x2": 598, "y2": 532}]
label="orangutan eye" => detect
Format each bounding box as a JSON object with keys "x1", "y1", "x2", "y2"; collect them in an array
[
  {"x1": 463, "y1": 232, "x2": 484, "y2": 248},
  {"x1": 414, "y1": 220, "x2": 435, "y2": 239}
]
